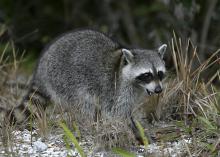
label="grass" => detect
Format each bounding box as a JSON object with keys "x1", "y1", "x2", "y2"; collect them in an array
[
  {"x1": 162, "y1": 33, "x2": 220, "y2": 155},
  {"x1": 112, "y1": 148, "x2": 136, "y2": 157},
  {"x1": 135, "y1": 121, "x2": 149, "y2": 148},
  {"x1": 60, "y1": 122, "x2": 86, "y2": 157},
  {"x1": 0, "y1": 28, "x2": 220, "y2": 156}
]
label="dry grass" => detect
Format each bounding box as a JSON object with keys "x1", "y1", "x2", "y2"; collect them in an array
[{"x1": 153, "y1": 33, "x2": 220, "y2": 156}]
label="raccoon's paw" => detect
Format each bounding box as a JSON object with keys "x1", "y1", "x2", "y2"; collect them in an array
[
  {"x1": 0, "y1": 107, "x2": 13, "y2": 127},
  {"x1": 0, "y1": 106, "x2": 31, "y2": 128},
  {"x1": 0, "y1": 108, "x2": 21, "y2": 127},
  {"x1": 130, "y1": 117, "x2": 155, "y2": 145}
]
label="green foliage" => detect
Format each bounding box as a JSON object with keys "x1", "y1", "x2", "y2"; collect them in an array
[
  {"x1": 63, "y1": 136, "x2": 72, "y2": 157},
  {"x1": 198, "y1": 116, "x2": 219, "y2": 135},
  {"x1": 60, "y1": 122, "x2": 86, "y2": 157},
  {"x1": 20, "y1": 53, "x2": 38, "y2": 74}
]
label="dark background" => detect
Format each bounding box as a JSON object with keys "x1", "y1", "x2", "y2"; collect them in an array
[{"x1": 0, "y1": 0, "x2": 219, "y2": 76}]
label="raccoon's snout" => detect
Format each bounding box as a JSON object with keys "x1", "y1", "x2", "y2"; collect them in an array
[
  {"x1": 146, "y1": 89, "x2": 152, "y2": 96},
  {"x1": 154, "y1": 85, "x2": 162, "y2": 93},
  {"x1": 146, "y1": 85, "x2": 162, "y2": 96},
  {"x1": 144, "y1": 82, "x2": 163, "y2": 95}
]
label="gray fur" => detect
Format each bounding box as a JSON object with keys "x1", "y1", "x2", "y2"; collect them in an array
[
  {"x1": 158, "y1": 44, "x2": 167, "y2": 58},
  {"x1": 5, "y1": 30, "x2": 166, "y2": 134}
]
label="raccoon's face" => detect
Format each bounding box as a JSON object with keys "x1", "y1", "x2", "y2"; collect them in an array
[{"x1": 121, "y1": 44, "x2": 167, "y2": 96}]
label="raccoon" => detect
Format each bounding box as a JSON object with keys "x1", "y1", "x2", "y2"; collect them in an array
[{"x1": 0, "y1": 29, "x2": 166, "y2": 140}]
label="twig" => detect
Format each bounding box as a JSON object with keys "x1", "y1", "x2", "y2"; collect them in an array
[{"x1": 200, "y1": 0, "x2": 218, "y2": 57}]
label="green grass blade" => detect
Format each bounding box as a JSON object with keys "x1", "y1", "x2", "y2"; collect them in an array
[
  {"x1": 135, "y1": 121, "x2": 149, "y2": 147},
  {"x1": 63, "y1": 136, "x2": 72, "y2": 157},
  {"x1": 198, "y1": 116, "x2": 216, "y2": 131},
  {"x1": 112, "y1": 148, "x2": 136, "y2": 157},
  {"x1": 73, "y1": 121, "x2": 81, "y2": 139},
  {"x1": 60, "y1": 122, "x2": 86, "y2": 157}
]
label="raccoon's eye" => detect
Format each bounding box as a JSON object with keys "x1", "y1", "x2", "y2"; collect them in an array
[
  {"x1": 158, "y1": 71, "x2": 165, "y2": 80},
  {"x1": 136, "y1": 73, "x2": 153, "y2": 83},
  {"x1": 123, "y1": 58, "x2": 128, "y2": 66}
]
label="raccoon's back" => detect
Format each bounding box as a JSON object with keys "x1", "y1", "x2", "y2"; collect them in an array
[{"x1": 33, "y1": 29, "x2": 120, "y2": 102}]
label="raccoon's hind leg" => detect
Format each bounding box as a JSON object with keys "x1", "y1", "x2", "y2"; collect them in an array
[{"x1": 2, "y1": 86, "x2": 50, "y2": 125}]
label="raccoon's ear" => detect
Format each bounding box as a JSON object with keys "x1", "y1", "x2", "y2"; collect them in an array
[
  {"x1": 121, "y1": 48, "x2": 134, "y2": 64},
  {"x1": 158, "y1": 44, "x2": 167, "y2": 58}
]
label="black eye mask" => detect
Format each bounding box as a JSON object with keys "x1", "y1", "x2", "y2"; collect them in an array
[
  {"x1": 158, "y1": 71, "x2": 165, "y2": 80},
  {"x1": 136, "y1": 72, "x2": 153, "y2": 83},
  {"x1": 136, "y1": 71, "x2": 165, "y2": 83}
]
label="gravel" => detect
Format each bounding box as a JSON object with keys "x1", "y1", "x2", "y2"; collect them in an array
[
  {"x1": 0, "y1": 129, "x2": 71, "y2": 157},
  {"x1": 0, "y1": 128, "x2": 191, "y2": 157},
  {"x1": 33, "y1": 141, "x2": 48, "y2": 152}
]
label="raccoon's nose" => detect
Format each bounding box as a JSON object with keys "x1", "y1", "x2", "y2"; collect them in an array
[{"x1": 154, "y1": 86, "x2": 162, "y2": 93}]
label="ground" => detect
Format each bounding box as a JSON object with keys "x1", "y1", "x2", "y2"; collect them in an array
[
  {"x1": 0, "y1": 124, "x2": 193, "y2": 157},
  {"x1": 0, "y1": 74, "x2": 193, "y2": 157}
]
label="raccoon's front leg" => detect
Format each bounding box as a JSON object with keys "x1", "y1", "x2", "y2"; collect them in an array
[
  {"x1": 112, "y1": 93, "x2": 134, "y2": 119},
  {"x1": 130, "y1": 117, "x2": 144, "y2": 145},
  {"x1": 112, "y1": 100, "x2": 147, "y2": 144},
  {"x1": 112, "y1": 105, "x2": 145, "y2": 144},
  {"x1": 1, "y1": 87, "x2": 49, "y2": 125}
]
